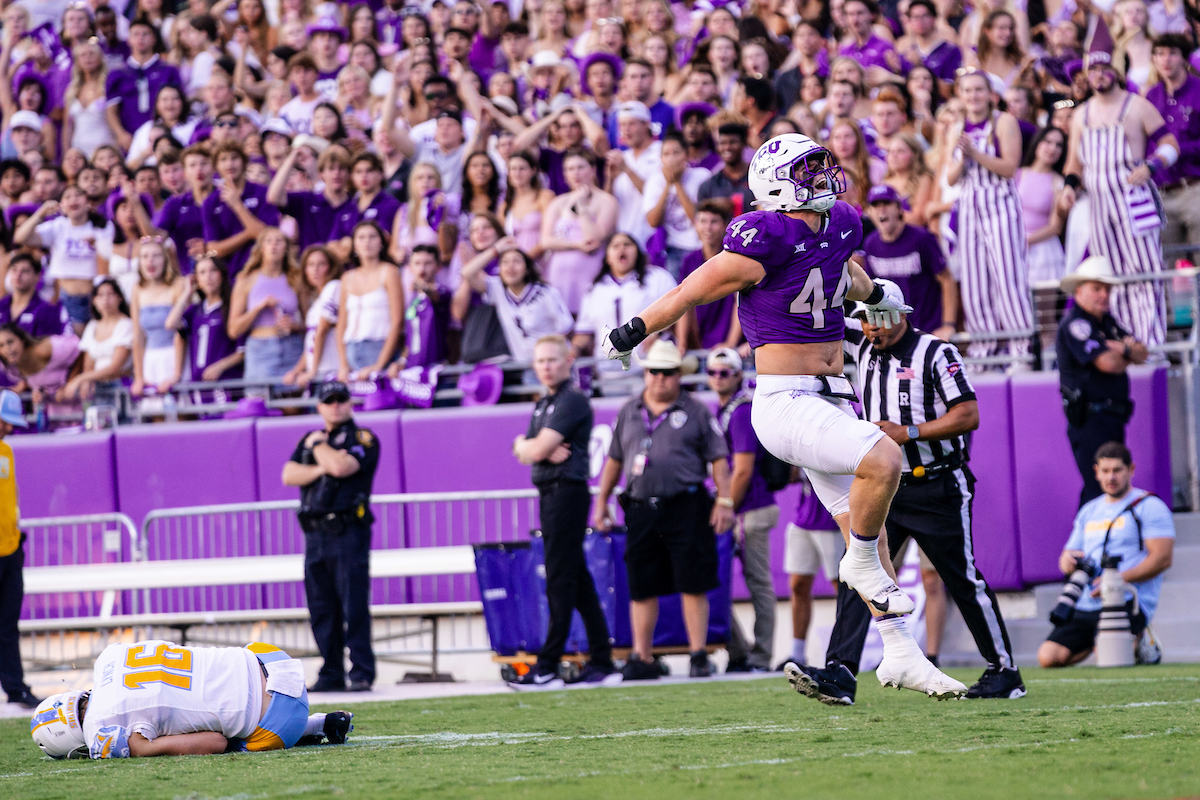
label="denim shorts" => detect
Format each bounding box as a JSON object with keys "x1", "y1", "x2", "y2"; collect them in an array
[
  {"x1": 61, "y1": 293, "x2": 92, "y2": 326},
  {"x1": 346, "y1": 339, "x2": 393, "y2": 372},
  {"x1": 244, "y1": 335, "x2": 304, "y2": 383}
]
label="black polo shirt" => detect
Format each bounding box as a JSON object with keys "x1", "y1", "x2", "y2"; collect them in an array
[
  {"x1": 527, "y1": 381, "x2": 592, "y2": 485},
  {"x1": 1056, "y1": 304, "x2": 1130, "y2": 404},
  {"x1": 609, "y1": 390, "x2": 728, "y2": 500}
]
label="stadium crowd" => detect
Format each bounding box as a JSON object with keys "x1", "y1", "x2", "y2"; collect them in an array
[{"x1": 0, "y1": 0, "x2": 1192, "y2": 428}]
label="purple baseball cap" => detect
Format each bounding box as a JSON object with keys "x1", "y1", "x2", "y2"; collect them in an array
[
  {"x1": 866, "y1": 184, "x2": 904, "y2": 206},
  {"x1": 306, "y1": 16, "x2": 347, "y2": 40}
]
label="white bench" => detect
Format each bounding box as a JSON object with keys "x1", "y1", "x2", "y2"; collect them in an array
[{"x1": 21, "y1": 545, "x2": 482, "y2": 679}]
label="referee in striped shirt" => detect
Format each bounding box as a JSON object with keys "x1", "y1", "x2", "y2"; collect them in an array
[{"x1": 788, "y1": 281, "x2": 1025, "y2": 704}]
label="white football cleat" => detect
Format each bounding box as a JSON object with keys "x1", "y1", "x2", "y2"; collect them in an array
[
  {"x1": 839, "y1": 551, "x2": 915, "y2": 615},
  {"x1": 876, "y1": 650, "x2": 967, "y2": 700}
]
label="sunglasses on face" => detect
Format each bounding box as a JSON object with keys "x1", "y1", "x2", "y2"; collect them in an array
[
  {"x1": 707, "y1": 369, "x2": 735, "y2": 378},
  {"x1": 648, "y1": 368, "x2": 679, "y2": 376}
]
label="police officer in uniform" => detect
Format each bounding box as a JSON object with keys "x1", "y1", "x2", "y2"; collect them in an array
[
  {"x1": 593, "y1": 340, "x2": 735, "y2": 680},
  {"x1": 510, "y1": 335, "x2": 616, "y2": 689},
  {"x1": 283, "y1": 381, "x2": 379, "y2": 692},
  {"x1": 1057, "y1": 256, "x2": 1149, "y2": 506},
  {"x1": 787, "y1": 284, "x2": 1025, "y2": 704}
]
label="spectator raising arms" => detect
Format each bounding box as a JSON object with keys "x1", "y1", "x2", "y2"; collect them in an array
[
  {"x1": 391, "y1": 161, "x2": 459, "y2": 267},
  {"x1": 337, "y1": 220, "x2": 405, "y2": 381},
  {"x1": 62, "y1": 278, "x2": 133, "y2": 406},
  {"x1": 285, "y1": 246, "x2": 343, "y2": 386},
  {"x1": 541, "y1": 152, "x2": 618, "y2": 315},
  {"x1": 453, "y1": 239, "x2": 573, "y2": 363},
  {"x1": 269, "y1": 146, "x2": 354, "y2": 255},
  {"x1": 643, "y1": 132, "x2": 706, "y2": 278},
  {"x1": 165, "y1": 256, "x2": 245, "y2": 386},
  {"x1": 228, "y1": 228, "x2": 305, "y2": 383},
  {"x1": 13, "y1": 186, "x2": 113, "y2": 335}
]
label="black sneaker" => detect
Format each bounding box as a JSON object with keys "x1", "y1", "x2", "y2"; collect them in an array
[
  {"x1": 689, "y1": 650, "x2": 713, "y2": 678},
  {"x1": 966, "y1": 666, "x2": 1026, "y2": 699},
  {"x1": 347, "y1": 680, "x2": 373, "y2": 692},
  {"x1": 324, "y1": 711, "x2": 354, "y2": 743},
  {"x1": 784, "y1": 662, "x2": 857, "y2": 706},
  {"x1": 8, "y1": 688, "x2": 40, "y2": 709},
  {"x1": 309, "y1": 679, "x2": 346, "y2": 693},
  {"x1": 725, "y1": 658, "x2": 752, "y2": 673},
  {"x1": 566, "y1": 663, "x2": 624, "y2": 686},
  {"x1": 508, "y1": 666, "x2": 565, "y2": 690},
  {"x1": 620, "y1": 657, "x2": 661, "y2": 681}
]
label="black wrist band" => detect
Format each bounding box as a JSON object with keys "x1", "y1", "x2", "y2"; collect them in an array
[
  {"x1": 865, "y1": 282, "x2": 886, "y2": 305},
  {"x1": 1064, "y1": 174, "x2": 1081, "y2": 190},
  {"x1": 609, "y1": 317, "x2": 648, "y2": 351}
]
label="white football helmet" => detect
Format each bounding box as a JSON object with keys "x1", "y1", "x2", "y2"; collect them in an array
[
  {"x1": 748, "y1": 133, "x2": 846, "y2": 213},
  {"x1": 30, "y1": 691, "x2": 89, "y2": 759}
]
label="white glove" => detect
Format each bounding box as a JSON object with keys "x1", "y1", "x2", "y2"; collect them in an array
[
  {"x1": 599, "y1": 325, "x2": 632, "y2": 370},
  {"x1": 864, "y1": 279, "x2": 913, "y2": 329}
]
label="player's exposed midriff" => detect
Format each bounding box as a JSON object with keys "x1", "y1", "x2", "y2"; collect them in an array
[{"x1": 754, "y1": 341, "x2": 846, "y2": 377}]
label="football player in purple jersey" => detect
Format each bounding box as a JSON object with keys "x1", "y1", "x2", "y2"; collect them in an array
[{"x1": 603, "y1": 134, "x2": 966, "y2": 700}]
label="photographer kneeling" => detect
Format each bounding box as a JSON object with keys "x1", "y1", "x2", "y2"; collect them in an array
[{"x1": 1038, "y1": 443, "x2": 1175, "y2": 668}]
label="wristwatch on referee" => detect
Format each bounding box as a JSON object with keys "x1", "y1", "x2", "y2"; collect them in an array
[
  {"x1": 716, "y1": 497, "x2": 735, "y2": 509},
  {"x1": 906, "y1": 425, "x2": 920, "y2": 442}
]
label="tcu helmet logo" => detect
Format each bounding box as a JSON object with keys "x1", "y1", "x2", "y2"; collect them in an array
[{"x1": 767, "y1": 141, "x2": 781, "y2": 153}]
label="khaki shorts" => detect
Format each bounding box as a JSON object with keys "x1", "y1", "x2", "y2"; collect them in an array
[{"x1": 784, "y1": 523, "x2": 845, "y2": 579}]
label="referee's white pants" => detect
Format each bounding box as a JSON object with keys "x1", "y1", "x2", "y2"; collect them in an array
[{"x1": 752, "y1": 376, "x2": 885, "y2": 518}]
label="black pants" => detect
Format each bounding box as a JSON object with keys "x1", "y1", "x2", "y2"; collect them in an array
[
  {"x1": 304, "y1": 523, "x2": 376, "y2": 686},
  {"x1": 0, "y1": 546, "x2": 28, "y2": 699},
  {"x1": 1068, "y1": 410, "x2": 1127, "y2": 507},
  {"x1": 537, "y1": 480, "x2": 612, "y2": 669},
  {"x1": 826, "y1": 468, "x2": 1015, "y2": 673}
]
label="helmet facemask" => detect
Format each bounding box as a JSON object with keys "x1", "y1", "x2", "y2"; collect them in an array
[{"x1": 789, "y1": 151, "x2": 845, "y2": 212}]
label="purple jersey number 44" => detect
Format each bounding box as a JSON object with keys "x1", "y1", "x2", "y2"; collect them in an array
[{"x1": 725, "y1": 201, "x2": 863, "y2": 347}]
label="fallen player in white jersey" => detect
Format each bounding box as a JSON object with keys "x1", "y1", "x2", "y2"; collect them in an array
[{"x1": 31, "y1": 640, "x2": 352, "y2": 759}]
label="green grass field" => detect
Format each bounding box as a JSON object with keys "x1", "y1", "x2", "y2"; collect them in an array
[{"x1": 5, "y1": 665, "x2": 1200, "y2": 800}]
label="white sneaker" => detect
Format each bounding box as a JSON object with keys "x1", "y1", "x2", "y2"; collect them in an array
[
  {"x1": 839, "y1": 550, "x2": 915, "y2": 615},
  {"x1": 876, "y1": 650, "x2": 967, "y2": 700}
]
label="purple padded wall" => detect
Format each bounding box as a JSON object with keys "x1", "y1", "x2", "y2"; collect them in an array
[
  {"x1": 1012, "y1": 366, "x2": 1171, "y2": 585},
  {"x1": 966, "y1": 375, "x2": 1022, "y2": 590},
  {"x1": 11, "y1": 431, "x2": 116, "y2": 518}
]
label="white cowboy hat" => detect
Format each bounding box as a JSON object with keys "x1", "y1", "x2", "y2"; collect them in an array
[
  {"x1": 637, "y1": 339, "x2": 683, "y2": 370},
  {"x1": 1061, "y1": 255, "x2": 1119, "y2": 294}
]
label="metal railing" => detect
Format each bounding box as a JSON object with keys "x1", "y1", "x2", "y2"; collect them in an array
[{"x1": 19, "y1": 512, "x2": 141, "y2": 670}]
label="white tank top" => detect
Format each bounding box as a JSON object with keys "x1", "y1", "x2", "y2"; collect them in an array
[{"x1": 344, "y1": 285, "x2": 392, "y2": 342}]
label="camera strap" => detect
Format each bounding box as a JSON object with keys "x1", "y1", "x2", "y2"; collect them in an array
[{"x1": 1100, "y1": 491, "x2": 1154, "y2": 560}]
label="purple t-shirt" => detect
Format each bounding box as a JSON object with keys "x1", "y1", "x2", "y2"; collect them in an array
[
  {"x1": 179, "y1": 301, "x2": 243, "y2": 382},
  {"x1": 722, "y1": 398, "x2": 775, "y2": 513},
  {"x1": 468, "y1": 35, "x2": 504, "y2": 82},
  {"x1": 0, "y1": 294, "x2": 67, "y2": 337},
  {"x1": 375, "y1": 8, "x2": 401, "y2": 46},
  {"x1": 153, "y1": 191, "x2": 207, "y2": 274},
  {"x1": 284, "y1": 191, "x2": 355, "y2": 251},
  {"x1": 921, "y1": 40, "x2": 962, "y2": 84},
  {"x1": 405, "y1": 285, "x2": 451, "y2": 368},
  {"x1": 792, "y1": 479, "x2": 838, "y2": 530},
  {"x1": 315, "y1": 69, "x2": 341, "y2": 99},
  {"x1": 680, "y1": 249, "x2": 736, "y2": 348},
  {"x1": 1147, "y1": 74, "x2": 1200, "y2": 186},
  {"x1": 201, "y1": 181, "x2": 281, "y2": 278},
  {"x1": 328, "y1": 191, "x2": 402, "y2": 242},
  {"x1": 862, "y1": 224, "x2": 946, "y2": 333},
  {"x1": 105, "y1": 56, "x2": 183, "y2": 135},
  {"x1": 840, "y1": 35, "x2": 899, "y2": 72},
  {"x1": 728, "y1": 203, "x2": 862, "y2": 347}
]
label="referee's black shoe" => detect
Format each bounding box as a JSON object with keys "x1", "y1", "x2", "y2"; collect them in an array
[
  {"x1": 966, "y1": 666, "x2": 1027, "y2": 699},
  {"x1": 784, "y1": 662, "x2": 856, "y2": 706}
]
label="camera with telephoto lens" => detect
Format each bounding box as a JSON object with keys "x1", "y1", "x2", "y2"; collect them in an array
[{"x1": 1049, "y1": 556, "x2": 1099, "y2": 625}]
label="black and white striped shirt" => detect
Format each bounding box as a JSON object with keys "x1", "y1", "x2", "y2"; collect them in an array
[{"x1": 844, "y1": 321, "x2": 976, "y2": 472}]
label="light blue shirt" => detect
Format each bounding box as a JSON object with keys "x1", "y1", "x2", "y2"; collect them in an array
[{"x1": 1064, "y1": 489, "x2": 1175, "y2": 620}]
